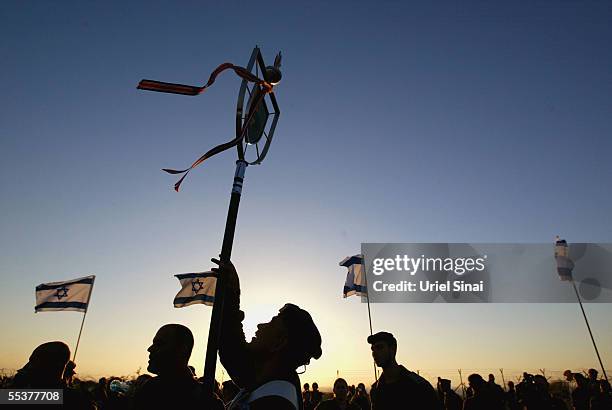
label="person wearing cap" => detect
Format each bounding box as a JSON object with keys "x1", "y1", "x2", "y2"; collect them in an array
[
  {"x1": 367, "y1": 331, "x2": 441, "y2": 409},
  {"x1": 212, "y1": 258, "x2": 322, "y2": 409}
]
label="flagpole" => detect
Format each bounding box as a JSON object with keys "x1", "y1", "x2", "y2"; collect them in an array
[
  {"x1": 202, "y1": 160, "x2": 247, "y2": 398},
  {"x1": 73, "y1": 277, "x2": 95, "y2": 362},
  {"x1": 362, "y1": 258, "x2": 378, "y2": 382},
  {"x1": 571, "y1": 279, "x2": 609, "y2": 382}
]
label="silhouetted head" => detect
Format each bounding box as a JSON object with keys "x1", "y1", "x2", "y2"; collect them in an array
[
  {"x1": 588, "y1": 368, "x2": 598, "y2": 380},
  {"x1": 135, "y1": 374, "x2": 152, "y2": 388},
  {"x1": 147, "y1": 324, "x2": 194, "y2": 375},
  {"x1": 312, "y1": 382, "x2": 319, "y2": 391},
  {"x1": 303, "y1": 383, "x2": 310, "y2": 391},
  {"x1": 600, "y1": 380, "x2": 611, "y2": 393},
  {"x1": 27, "y1": 341, "x2": 71, "y2": 383},
  {"x1": 533, "y1": 375, "x2": 549, "y2": 393},
  {"x1": 333, "y1": 378, "x2": 349, "y2": 401},
  {"x1": 574, "y1": 373, "x2": 587, "y2": 387},
  {"x1": 488, "y1": 374, "x2": 495, "y2": 383},
  {"x1": 439, "y1": 378, "x2": 452, "y2": 392},
  {"x1": 367, "y1": 331, "x2": 397, "y2": 368},
  {"x1": 508, "y1": 381, "x2": 515, "y2": 390},
  {"x1": 249, "y1": 303, "x2": 322, "y2": 370},
  {"x1": 563, "y1": 370, "x2": 574, "y2": 382},
  {"x1": 468, "y1": 374, "x2": 485, "y2": 392}
]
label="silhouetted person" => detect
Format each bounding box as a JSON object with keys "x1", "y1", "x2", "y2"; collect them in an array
[
  {"x1": 571, "y1": 374, "x2": 590, "y2": 410},
  {"x1": 133, "y1": 324, "x2": 223, "y2": 410},
  {"x1": 587, "y1": 368, "x2": 600, "y2": 397},
  {"x1": 130, "y1": 374, "x2": 152, "y2": 405},
  {"x1": 590, "y1": 380, "x2": 612, "y2": 410},
  {"x1": 463, "y1": 373, "x2": 499, "y2": 410},
  {"x1": 348, "y1": 384, "x2": 356, "y2": 402},
  {"x1": 487, "y1": 373, "x2": 505, "y2": 408},
  {"x1": 303, "y1": 382, "x2": 314, "y2": 410},
  {"x1": 214, "y1": 259, "x2": 322, "y2": 409},
  {"x1": 505, "y1": 381, "x2": 520, "y2": 410},
  {"x1": 311, "y1": 382, "x2": 323, "y2": 407},
  {"x1": 350, "y1": 383, "x2": 371, "y2": 410},
  {"x1": 368, "y1": 331, "x2": 441, "y2": 409},
  {"x1": 437, "y1": 377, "x2": 445, "y2": 403},
  {"x1": 529, "y1": 375, "x2": 568, "y2": 410},
  {"x1": 438, "y1": 378, "x2": 462, "y2": 410},
  {"x1": 94, "y1": 377, "x2": 109, "y2": 407},
  {"x1": 316, "y1": 378, "x2": 360, "y2": 410},
  {"x1": 11, "y1": 341, "x2": 94, "y2": 409}
]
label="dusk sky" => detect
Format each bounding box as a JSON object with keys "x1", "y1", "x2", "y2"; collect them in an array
[{"x1": 1, "y1": 1, "x2": 611, "y2": 388}]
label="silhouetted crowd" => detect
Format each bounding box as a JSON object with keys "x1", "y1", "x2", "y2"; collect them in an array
[
  {"x1": 3, "y1": 260, "x2": 610, "y2": 409},
  {"x1": 434, "y1": 370, "x2": 611, "y2": 410},
  {"x1": 2, "y1": 341, "x2": 611, "y2": 410}
]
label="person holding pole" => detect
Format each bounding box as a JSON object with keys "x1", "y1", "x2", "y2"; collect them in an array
[{"x1": 212, "y1": 258, "x2": 322, "y2": 410}]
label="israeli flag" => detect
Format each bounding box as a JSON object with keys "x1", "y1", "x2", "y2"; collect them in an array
[
  {"x1": 35, "y1": 275, "x2": 95, "y2": 312},
  {"x1": 555, "y1": 238, "x2": 574, "y2": 281},
  {"x1": 340, "y1": 255, "x2": 367, "y2": 298},
  {"x1": 173, "y1": 272, "x2": 216, "y2": 308}
]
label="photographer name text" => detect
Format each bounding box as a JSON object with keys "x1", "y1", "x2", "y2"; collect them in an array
[{"x1": 372, "y1": 280, "x2": 485, "y2": 293}]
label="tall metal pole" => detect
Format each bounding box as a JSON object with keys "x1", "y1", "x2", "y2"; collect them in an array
[
  {"x1": 571, "y1": 280, "x2": 609, "y2": 382},
  {"x1": 72, "y1": 280, "x2": 95, "y2": 362},
  {"x1": 202, "y1": 160, "x2": 247, "y2": 397},
  {"x1": 362, "y1": 261, "x2": 378, "y2": 382}
]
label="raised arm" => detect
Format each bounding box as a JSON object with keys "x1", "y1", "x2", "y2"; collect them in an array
[{"x1": 211, "y1": 258, "x2": 255, "y2": 388}]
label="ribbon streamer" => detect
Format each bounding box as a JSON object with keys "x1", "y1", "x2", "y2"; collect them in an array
[{"x1": 138, "y1": 63, "x2": 273, "y2": 191}]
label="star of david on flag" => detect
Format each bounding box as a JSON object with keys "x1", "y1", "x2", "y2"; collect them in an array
[
  {"x1": 35, "y1": 275, "x2": 95, "y2": 312},
  {"x1": 340, "y1": 254, "x2": 367, "y2": 298},
  {"x1": 173, "y1": 272, "x2": 216, "y2": 308}
]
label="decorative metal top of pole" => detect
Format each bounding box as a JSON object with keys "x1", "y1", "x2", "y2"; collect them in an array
[{"x1": 137, "y1": 46, "x2": 281, "y2": 191}]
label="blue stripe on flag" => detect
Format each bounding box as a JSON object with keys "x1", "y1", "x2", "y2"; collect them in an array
[
  {"x1": 175, "y1": 272, "x2": 216, "y2": 280},
  {"x1": 35, "y1": 302, "x2": 88, "y2": 310},
  {"x1": 36, "y1": 278, "x2": 94, "y2": 291},
  {"x1": 174, "y1": 294, "x2": 215, "y2": 304},
  {"x1": 343, "y1": 285, "x2": 366, "y2": 294}
]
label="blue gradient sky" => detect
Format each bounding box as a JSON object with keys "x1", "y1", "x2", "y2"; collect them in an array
[{"x1": 1, "y1": 1, "x2": 611, "y2": 387}]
